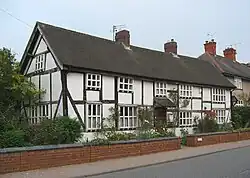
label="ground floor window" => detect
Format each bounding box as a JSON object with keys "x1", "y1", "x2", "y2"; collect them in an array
[
  {"x1": 119, "y1": 106, "x2": 137, "y2": 129},
  {"x1": 215, "y1": 110, "x2": 226, "y2": 124},
  {"x1": 86, "y1": 103, "x2": 102, "y2": 131},
  {"x1": 28, "y1": 104, "x2": 49, "y2": 124},
  {"x1": 179, "y1": 111, "x2": 192, "y2": 127}
]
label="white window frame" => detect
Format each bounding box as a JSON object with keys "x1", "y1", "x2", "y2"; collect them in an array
[
  {"x1": 155, "y1": 82, "x2": 167, "y2": 97},
  {"x1": 86, "y1": 103, "x2": 102, "y2": 131},
  {"x1": 180, "y1": 85, "x2": 192, "y2": 97},
  {"x1": 236, "y1": 100, "x2": 244, "y2": 106},
  {"x1": 179, "y1": 112, "x2": 193, "y2": 127},
  {"x1": 234, "y1": 77, "x2": 242, "y2": 89},
  {"x1": 86, "y1": 73, "x2": 101, "y2": 90},
  {"x1": 118, "y1": 77, "x2": 133, "y2": 93},
  {"x1": 212, "y1": 88, "x2": 226, "y2": 102},
  {"x1": 119, "y1": 106, "x2": 137, "y2": 129},
  {"x1": 29, "y1": 104, "x2": 49, "y2": 125},
  {"x1": 35, "y1": 54, "x2": 46, "y2": 72},
  {"x1": 215, "y1": 110, "x2": 226, "y2": 124}
]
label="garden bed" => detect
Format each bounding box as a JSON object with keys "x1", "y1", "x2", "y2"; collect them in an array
[
  {"x1": 186, "y1": 130, "x2": 250, "y2": 147},
  {"x1": 0, "y1": 137, "x2": 181, "y2": 174}
]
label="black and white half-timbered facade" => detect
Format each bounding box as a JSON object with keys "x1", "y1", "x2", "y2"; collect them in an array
[{"x1": 20, "y1": 22, "x2": 235, "y2": 138}]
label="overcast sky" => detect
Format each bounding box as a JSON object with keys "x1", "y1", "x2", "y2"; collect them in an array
[{"x1": 1, "y1": 0, "x2": 250, "y2": 62}]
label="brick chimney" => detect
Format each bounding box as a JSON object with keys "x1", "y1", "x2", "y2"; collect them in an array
[
  {"x1": 223, "y1": 47, "x2": 237, "y2": 61},
  {"x1": 115, "y1": 30, "x2": 130, "y2": 46},
  {"x1": 164, "y1": 39, "x2": 177, "y2": 54},
  {"x1": 204, "y1": 39, "x2": 216, "y2": 56}
]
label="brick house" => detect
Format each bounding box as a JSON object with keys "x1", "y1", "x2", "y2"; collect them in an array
[{"x1": 199, "y1": 39, "x2": 250, "y2": 106}]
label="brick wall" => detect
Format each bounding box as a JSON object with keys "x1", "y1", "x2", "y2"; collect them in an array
[
  {"x1": 186, "y1": 131, "x2": 250, "y2": 147},
  {"x1": 0, "y1": 137, "x2": 181, "y2": 174}
]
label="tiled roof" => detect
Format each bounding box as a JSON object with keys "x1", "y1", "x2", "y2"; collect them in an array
[{"x1": 35, "y1": 22, "x2": 235, "y2": 88}]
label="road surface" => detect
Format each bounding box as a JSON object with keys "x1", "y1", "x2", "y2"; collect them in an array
[{"x1": 89, "y1": 146, "x2": 250, "y2": 178}]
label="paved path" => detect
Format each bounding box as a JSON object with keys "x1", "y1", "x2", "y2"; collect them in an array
[
  {"x1": 1, "y1": 140, "x2": 250, "y2": 178},
  {"x1": 89, "y1": 146, "x2": 250, "y2": 178}
]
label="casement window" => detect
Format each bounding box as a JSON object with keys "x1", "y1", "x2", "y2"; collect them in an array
[
  {"x1": 29, "y1": 104, "x2": 49, "y2": 124},
  {"x1": 155, "y1": 82, "x2": 167, "y2": 97},
  {"x1": 180, "y1": 85, "x2": 192, "y2": 97},
  {"x1": 234, "y1": 77, "x2": 242, "y2": 89},
  {"x1": 87, "y1": 103, "x2": 102, "y2": 131},
  {"x1": 215, "y1": 110, "x2": 226, "y2": 124},
  {"x1": 236, "y1": 100, "x2": 244, "y2": 106},
  {"x1": 118, "y1": 77, "x2": 133, "y2": 93},
  {"x1": 179, "y1": 112, "x2": 192, "y2": 126},
  {"x1": 35, "y1": 54, "x2": 46, "y2": 71},
  {"x1": 212, "y1": 88, "x2": 226, "y2": 102},
  {"x1": 119, "y1": 106, "x2": 137, "y2": 129},
  {"x1": 86, "y1": 73, "x2": 101, "y2": 90}
]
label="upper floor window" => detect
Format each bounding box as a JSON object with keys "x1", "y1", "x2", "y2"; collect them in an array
[
  {"x1": 155, "y1": 82, "x2": 167, "y2": 97},
  {"x1": 119, "y1": 77, "x2": 133, "y2": 93},
  {"x1": 215, "y1": 110, "x2": 226, "y2": 124},
  {"x1": 35, "y1": 54, "x2": 46, "y2": 71},
  {"x1": 86, "y1": 73, "x2": 101, "y2": 90},
  {"x1": 86, "y1": 103, "x2": 102, "y2": 131},
  {"x1": 180, "y1": 85, "x2": 192, "y2": 97},
  {"x1": 234, "y1": 77, "x2": 242, "y2": 89},
  {"x1": 212, "y1": 88, "x2": 225, "y2": 102},
  {"x1": 179, "y1": 112, "x2": 193, "y2": 127},
  {"x1": 119, "y1": 106, "x2": 137, "y2": 129}
]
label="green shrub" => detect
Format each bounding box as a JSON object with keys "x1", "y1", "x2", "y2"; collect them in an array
[
  {"x1": 0, "y1": 129, "x2": 30, "y2": 148},
  {"x1": 231, "y1": 106, "x2": 250, "y2": 129},
  {"x1": 197, "y1": 116, "x2": 219, "y2": 133},
  {"x1": 107, "y1": 132, "x2": 136, "y2": 141},
  {"x1": 27, "y1": 116, "x2": 83, "y2": 145},
  {"x1": 180, "y1": 129, "x2": 189, "y2": 145}
]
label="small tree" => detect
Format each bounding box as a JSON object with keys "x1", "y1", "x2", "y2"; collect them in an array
[{"x1": 0, "y1": 48, "x2": 41, "y2": 133}]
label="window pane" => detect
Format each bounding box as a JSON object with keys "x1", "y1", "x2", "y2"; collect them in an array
[
  {"x1": 97, "y1": 105, "x2": 100, "y2": 115},
  {"x1": 93, "y1": 105, "x2": 96, "y2": 115},
  {"x1": 125, "y1": 117, "x2": 128, "y2": 127},
  {"x1": 125, "y1": 78, "x2": 128, "y2": 83},
  {"x1": 125, "y1": 107, "x2": 128, "y2": 116},
  {"x1": 120, "y1": 107, "x2": 123, "y2": 116},
  {"x1": 124, "y1": 84, "x2": 128, "y2": 89},
  {"x1": 97, "y1": 81, "x2": 100, "y2": 87},
  {"x1": 93, "y1": 117, "x2": 96, "y2": 128},
  {"x1": 88, "y1": 81, "x2": 91, "y2": 86},
  {"x1": 120, "y1": 78, "x2": 123, "y2": 82},
  {"x1": 88, "y1": 117, "x2": 91, "y2": 128},
  {"x1": 92, "y1": 75, "x2": 96, "y2": 80},
  {"x1": 92, "y1": 81, "x2": 96, "y2": 86},
  {"x1": 88, "y1": 105, "x2": 91, "y2": 115},
  {"x1": 120, "y1": 84, "x2": 123, "y2": 89},
  {"x1": 88, "y1": 74, "x2": 91, "y2": 79}
]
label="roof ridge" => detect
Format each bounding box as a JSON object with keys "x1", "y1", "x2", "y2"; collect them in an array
[{"x1": 37, "y1": 21, "x2": 118, "y2": 45}]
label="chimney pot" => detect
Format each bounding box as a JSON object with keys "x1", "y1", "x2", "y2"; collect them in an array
[
  {"x1": 223, "y1": 47, "x2": 237, "y2": 61},
  {"x1": 164, "y1": 39, "x2": 177, "y2": 54},
  {"x1": 115, "y1": 30, "x2": 130, "y2": 46},
  {"x1": 204, "y1": 39, "x2": 216, "y2": 56}
]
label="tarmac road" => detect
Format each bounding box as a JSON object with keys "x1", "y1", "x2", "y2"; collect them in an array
[{"x1": 88, "y1": 146, "x2": 250, "y2": 178}]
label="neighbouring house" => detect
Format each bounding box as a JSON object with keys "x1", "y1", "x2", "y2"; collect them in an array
[
  {"x1": 199, "y1": 39, "x2": 250, "y2": 106},
  {"x1": 20, "y1": 22, "x2": 235, "y2": 138}
]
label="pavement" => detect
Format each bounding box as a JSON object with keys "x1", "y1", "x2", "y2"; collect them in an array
[{"x1": 1, "y1": 140, "x2": 250, "y2": 178}]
